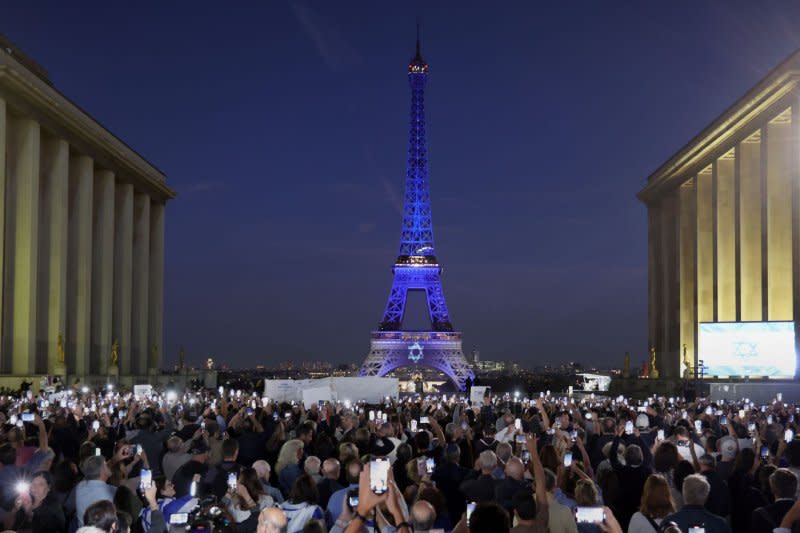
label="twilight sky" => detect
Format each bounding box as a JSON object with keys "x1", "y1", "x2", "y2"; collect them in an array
[{"x1": 3, "y1": 2, "x2": 800, "y2": 369}]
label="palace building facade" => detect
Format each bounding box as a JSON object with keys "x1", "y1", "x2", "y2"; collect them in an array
[
  {"x1": 0, "y1": 36, "x2": 174, "y2": 382},
  {"x1": 639, "y1": 50, "x2": 800, "y2": 380}
]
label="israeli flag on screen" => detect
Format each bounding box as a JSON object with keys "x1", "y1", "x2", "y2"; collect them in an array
[{"x1": 699, "y1": 321, "x2": 796, "y2": 378}]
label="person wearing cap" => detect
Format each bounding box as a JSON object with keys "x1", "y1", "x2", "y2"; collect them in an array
[
  {"x1": 716, "y1": 436, "x2": 738, "y2": 482},
  {"x1": 172, "y1": 439, "x2": 210, "y2": 498}
]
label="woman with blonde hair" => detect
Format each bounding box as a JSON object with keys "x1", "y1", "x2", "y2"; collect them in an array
[
  {"x1": 276, "y1": 439, "x2": 304, "y2": 494},
  {"x1": 628, "y1": 474, "x2": 676, "y2": 533}
]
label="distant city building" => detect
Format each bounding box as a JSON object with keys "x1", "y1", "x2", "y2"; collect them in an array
[{"x1": 0, "y1": 35, "x2": 174, "y2": 383}]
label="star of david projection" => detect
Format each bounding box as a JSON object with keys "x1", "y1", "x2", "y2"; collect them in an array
[
  {"x1": 733, "y1": 341, "x2": 758, "y2": 359},
  {"x1": 408, "y1": 342, "x2": 424, "y2": 363}
]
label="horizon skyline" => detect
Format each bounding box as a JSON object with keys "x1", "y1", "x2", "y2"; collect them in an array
[{"x1": 4, "y1": 3, "x2": 800, "y2": 370}]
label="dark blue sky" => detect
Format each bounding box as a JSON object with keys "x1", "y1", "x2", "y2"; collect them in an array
[{"x1": 3, "y1": 2, "x2": 800, "y2": 369}]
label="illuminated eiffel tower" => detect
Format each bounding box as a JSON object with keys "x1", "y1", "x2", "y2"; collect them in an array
[{"x1": 359, "y1": 33, "x2": 474, "y2": 390}]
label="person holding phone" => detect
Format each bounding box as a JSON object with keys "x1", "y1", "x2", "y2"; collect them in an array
[
  {"x1": 344, "y1": 463, "x2": 408, "y2": 533},
  {"x1": 608, "y1": 421, "x2": 654, "y2": 530},
  {"x1": 5, "y1": 471, "x2": 66, "y2": 533}
]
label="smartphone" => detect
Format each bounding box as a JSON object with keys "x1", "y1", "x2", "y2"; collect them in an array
[
  {"x1": 521, "y1": 450, "x2": 530, "y2": 464},
  {"x1": 738, "y1": 409, "x2": 745, "y2": 419},
  {"x1": 461, "y1": 421, "x2": 468, "y2": 430},
  {"x1": 786, "y1": 429, "x2": 795, "y2": 442},
  {"x1": 720, "y1": 415, "x2": 727, "y2": 426},
  {"x1": 515, "y1": 434, "x2": 527, "y2": 444},
  {"x1": 768, "y1": 415, "x2": 774, "y2": 424},
  {"x1": 426, "y1": 457, "x2": 435, "y2": 474},
  {"x1": 514, "y1": 418, "x2": 521, "y2": 430},
  {"x1": 748, "y1": 422, "x2": 756, "y2": 433},
  {"x1": 369, "y1": 410, "x2": 375, "y2": 421},
  {"x1": 136, "y1": 444, "x2": 143, "y2": 456},
  {"x1": 95, "y1": 447, "x2": 102, "y2": 456},
  {"x1": 21, "y1": 412, "x2": 34, "y2": 423},
  {"x1": 657, "y1": 429, "x2": 665, "y2": 441},
  {"x1": 347, "y1": 489, "x2": 359, "y2": 509},
  {"x1": 420, "y1": 416, "x2": 429, "y2": 424},
  {"x1": 369, "y1": 458, "x2": 390, "y2": 494},
  {"x1": 625, "y1": 421, "x2": 633, "y2": 435},
  {"x1": 273, "y1": 412, "x2": 279, "y2": 421},
  {"x1": 201, "y1": 421, "x2": 206, "y2": 430},
  {"x1": 170, "y1": 513, "x2": 189, "y2": 525},
  {"x1": 140, "y1": 468, "x2": 152, "y2": 489},
  {"x1": 410, "y1": 419, "x2": 418, "y2": 432},
  {"x1": 694, "y1": 420, "x2": 702, "y2": 433},
  {"x1": 575, "y1": 506, "x2": 605, "y2": 524},
  {"x1": 227, "y1": 472, "x2": 237, "y2": 492},
  {"x1": 585, "y1": 412, "x2": 593, "y2": 420},
  {"x1": 416, "y1": 457, "x2": 427, "y2": 478},
  {"x1": 570, "y1": 430, "x2": 578, "y2": 443},
  {"x1": 564, "y1": 452, "x2": 573, "y2": 467},
  {"x1": 92, "y1": 420, "x2": 100, "y2": 431},
  {"x1": 466, "y1": 501, "x2": 477, "y2": 527},
  {"x1": 246, "y1": 407, "x2": 254, "y2": 416},
  {"x1": 688, "y1": 527, "x2": 706, "y2": 533},
  {"x1": 760, "y1": 445, "x2": 769, "y2": 459}
]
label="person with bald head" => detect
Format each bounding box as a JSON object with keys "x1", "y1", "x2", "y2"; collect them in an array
[
  {"x1": 410, "y1": 500, "x2": 437, "y2": 533},
  {"x1": 252, "y1": 460, "x2": 284, "y2": 504},
  {"x1": 257, "y1": 507, "x2": 288, "y2": 533},
  {"x1": 316, "y1": 458, "x2": 343, "y2": 509},
  {"x1": 494, "y1": 456, "x2": 530, "y2": 512}
]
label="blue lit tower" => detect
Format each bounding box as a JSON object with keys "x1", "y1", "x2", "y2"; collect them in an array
[{"x1": 359, "y1": 34, "x2": 474, "y2": 390}]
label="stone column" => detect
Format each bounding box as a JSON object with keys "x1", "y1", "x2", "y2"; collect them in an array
[
  {"x1": 716, "y1": 152, "x2": 736, "y2": 321},
  {"x1": 792, "y1": 99, "x2": 800, "y2": 379},
  {"x1": 679, "y1": 179, "x2": 697, "y2": 377},
  {"x1": 67, "y1": 155, "x2": 94, "y2": 377},
  {"x1": 766, "y1": 111, "x2": 793, "y2": 320},
  {"x1": 148, "y1": 202, "x2": 165, "y2": 374},
  {"x1": 648, "y1": 204, "x2": 661, "y2": 371},
  {"x1": 696, "y1": 167, "x2": 714, "y2": 323},
  {"x1": 91, "y1": 170, "x2": 115, "y2": 375},
  {"x1": 113, "y1": 183, "x2": 133, "y2": 376},
  {"x1": 38, "y1": 137, "x2": 69, "y2": 374},
  {"x1": 131, "y1": 193, "x2": 150, "y2": 376},
  {"x1": 0, "y1": 98, "x2": 6, "y2": 370},
  {"x1": 739, "y1": 133, "x2": 762, "y2": 320},
  {"x1": 5, "y1": 118, "x2": 41, "y2": 375}
]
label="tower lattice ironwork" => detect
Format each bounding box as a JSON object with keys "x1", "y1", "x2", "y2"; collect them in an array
[{"x1": 359, "y1": 34, "x2": 474, "y2": 390}]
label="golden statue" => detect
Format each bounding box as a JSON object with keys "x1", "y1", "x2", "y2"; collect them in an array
[
  {"x1": 111, "y1": 339, "x2": 119, "y2": 367},
  {"x1": 57, "y1": 334, "x2": 65, "y2": 364},
  {"x1": 650, "y1": 346, "x2": 660, "y2": 379},
  {"x1": 623, "y1": 351, "x2": 631, "y2": 378},
  {"x1": 682, "y1": 343, "x2": 693, "y2": 378}
]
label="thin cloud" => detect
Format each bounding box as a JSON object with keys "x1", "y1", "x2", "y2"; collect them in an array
[{"x1": 290, "y1": 2, "x2": 362, "y2": 71}]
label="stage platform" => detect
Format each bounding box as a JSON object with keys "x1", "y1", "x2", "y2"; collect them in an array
[{"x1": 706, "y1": 380, "x2": 800, "y2": 403}]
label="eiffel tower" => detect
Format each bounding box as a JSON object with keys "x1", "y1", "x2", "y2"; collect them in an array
[{"x1": 359, "y1": 33, "x2": 474, "y2": 391}]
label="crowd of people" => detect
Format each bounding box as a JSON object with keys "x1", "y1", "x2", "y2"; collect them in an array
[{"x1": 1, "y1": 384, "x2": 800, "y2": 533}]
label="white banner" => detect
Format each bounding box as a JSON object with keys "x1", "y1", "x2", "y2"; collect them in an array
[
  {"x1": 263, "y1": 377, "x2": 398, "y2": 404},
  {"x1": 470, "y1": 386, "x2": 489, "y2": 406},
  {"x1": 331, "y1": 377, "x2": 399, "y2": 403},
  {"x1": 302, "y1": 386, "x2": 332, "y2": 407},
  {"x1": 134, "y1": 384, "x2": 153, "y2": 398}
]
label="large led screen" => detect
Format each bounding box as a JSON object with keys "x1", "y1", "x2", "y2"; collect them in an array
[{"x1": 698, "y1": 321, "x2": 796, "y2": 378}]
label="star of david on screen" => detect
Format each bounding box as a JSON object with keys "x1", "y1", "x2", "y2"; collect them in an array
[{"x1": 698, "y1": 321, "x2": 796, "y2": 378}]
